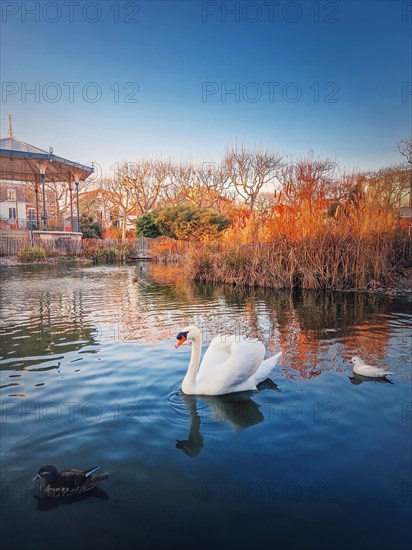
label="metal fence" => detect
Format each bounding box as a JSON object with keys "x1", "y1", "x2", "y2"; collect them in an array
[
  {"x1": 0, "y1": 217, "x2": 73, "y2": 232},
  {"x1": 130, "y1": 237, "x2": 152, "y2": 258},
  {"x1": 0, "y1": 232, "x2": 82, "y2": 257},
  {"x1": 0, "y1": 235, "x2": 30, "y2": 256},
  {"x1": 0, "y1": 217, "x2": 32, "y2": 230}
]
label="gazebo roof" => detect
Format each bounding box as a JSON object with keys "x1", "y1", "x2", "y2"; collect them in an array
[{"x1": 0, "y1": 136, "x2": 93, "y2": 183}]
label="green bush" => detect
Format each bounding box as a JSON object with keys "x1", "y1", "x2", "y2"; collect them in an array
[
  {"x1": 136, "y1": 206, "x2": 230, "y2": 241},
  {"x1": 18, "y1": 247, "x2": 47, "y2": 262},
  {"x1": 135, "y1": 212, "x2": 162, "y2": 238},
  {"x1": 80, "y1": 214, "x2": 103, "y2": 239},
  {"x1": 87, "y1": 243, "x2": 131, "y2": 264}
]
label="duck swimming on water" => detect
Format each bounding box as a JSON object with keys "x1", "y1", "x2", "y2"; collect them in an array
[
  {"x1": 350, "y1": 357, "x2": 393, "y2": 378},
  {"x1": 33, "y1": 465, "x2": 109, "y2": 497}
]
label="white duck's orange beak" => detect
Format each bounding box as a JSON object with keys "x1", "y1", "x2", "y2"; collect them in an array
[{"x1": 175, "y1": 335, "x2": 187, "y2": 348}]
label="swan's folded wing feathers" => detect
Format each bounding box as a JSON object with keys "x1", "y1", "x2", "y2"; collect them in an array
[
  {"x1": 254, "y1": 351, "x2": 282, "y2": 385},
  {"x1": 198, "y1": 335, "x2": 233, "y2": 374},
  {"x1": 230, "y1": 338, "x2": 265, "y2": 376},
  {"x1": 196, "y1": 335, "x2": 265, "y2": 393},
  {"x1": 219, "y1": 339, "x2": 265, "y2": 392},
  {"x1": 200, "y1": 335, "x2": 264, "y2": 378}
]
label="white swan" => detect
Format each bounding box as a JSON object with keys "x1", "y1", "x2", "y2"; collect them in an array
[
  {"x1": 350, "y1": 356, "x2": 393, "y2": 378},
  {"x1": 175, "y1": 325, "x2": 282, "y2": 395}
]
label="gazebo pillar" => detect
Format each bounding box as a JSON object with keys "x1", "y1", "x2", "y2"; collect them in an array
[
  {"x1": 68, "y1": 177, "x2": 74, "y2": 232},
  {"x1": 34, "y1": 174, "x2": 40, "y2": 229},
  {"x1": 37, "y1": 161, "x2": 49, "y2": 231},
  {"x1": 41, "y1": 171, "x2": 47, "y2": 230},
  {"x1": 75, "y1": 181, "x2": 80, "y2": 232}
]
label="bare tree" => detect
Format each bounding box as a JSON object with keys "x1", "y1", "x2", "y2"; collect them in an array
[
  {"x1": 255, "y1": 192, "x2": 277, "y2": 223},
  {"x1": 120, "y1": 160, "x2": 172, "y2": 216},
  {"x1": 168, "y1": 162, "x2": 233, "y2": 214},
  {"x1": 79, "y1": 186, "x2": 114, "y2": 230},
  {"x1": 276, "y1": 153, "x2": 338, "y2": 207},
  {"x1": 194, "y1": 163, "x2": 232, "y2": 213},
  {"x1": 223, "y1": 146, "x2": 284, "y2": 212},
  {"x1": 102, "y1": 172, "x2": 134, "y2": 239},
  {"x1": 365, "y1": 165, "x2": 411, "y2": 212},
  {"x1": 167, "y1": 162, "x2": 198, "y2": 205},
  {"x1": 397, "y1": 138, "x2": 412, "y2": 166},
  {"x1": 396, "y1": 138, "x2": 412, "y2": 209}
]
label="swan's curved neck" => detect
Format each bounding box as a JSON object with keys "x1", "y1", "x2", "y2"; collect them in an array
[{"x1": 182, "y1": 331, "x2": 202, "y2": 393}]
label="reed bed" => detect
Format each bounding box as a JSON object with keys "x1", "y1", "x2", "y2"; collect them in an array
[
  {"x1": 185, "y1": 196, "x2": 410, "y2": 290},
  {"x1": 186, "y1": 234, "x2": 403, "y2": 290},
  {"x1": 149, "y1": 237, "x2": 186, "y2": 263},
  {"x1": 82, "y1": 238, "x2": 132, "y2": 263}
]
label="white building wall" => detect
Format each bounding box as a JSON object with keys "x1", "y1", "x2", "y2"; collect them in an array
[{"x1": 0, "y1": 188, "x2": 27, "y2": 226}]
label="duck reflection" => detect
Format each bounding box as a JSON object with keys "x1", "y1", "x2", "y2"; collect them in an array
[
  {"x1": 176, "y1": 388, "x2": 277, "y2": 457},
  {"x1": 34, "y1": 487, "x2": 109, "y2": 511},
  {"x1": 349, "y1": 374, "x2": 394, "y2": 385}
]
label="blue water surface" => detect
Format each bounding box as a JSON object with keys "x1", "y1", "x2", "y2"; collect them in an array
[{"x1": 1, "y1": 263, "x2": 411, "y2": 550}]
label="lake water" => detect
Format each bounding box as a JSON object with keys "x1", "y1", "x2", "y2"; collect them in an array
[{"x1": 1, "y1": 263, "x2": 411, "y2": 550}]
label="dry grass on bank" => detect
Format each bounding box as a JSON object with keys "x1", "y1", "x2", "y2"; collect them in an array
[
  {"x1": 149, "y1": 237, "x2": 186, "y2": 263},
  {"x1": 185, "y1": 197, "x2": 410, "y2": 290}
]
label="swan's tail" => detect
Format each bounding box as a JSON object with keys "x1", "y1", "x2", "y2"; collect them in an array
[{"x1": 254, "y1": 351, "x2": 282, "y2": 385}]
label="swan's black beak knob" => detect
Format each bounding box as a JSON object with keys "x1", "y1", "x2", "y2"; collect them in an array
[{"x1": 175, "y1": 332, "x2": 187, "y2": 348}]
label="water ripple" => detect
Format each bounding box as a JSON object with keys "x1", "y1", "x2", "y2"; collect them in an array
[{"x1": 1, "y1": 264, "x2": 411, "y2": 550}]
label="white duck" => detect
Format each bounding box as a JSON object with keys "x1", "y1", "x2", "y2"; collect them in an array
[
  {"x1": 350, "y1": 356, "x2": 393, "y2": 378},
  {"x1": 175, "y1": 325, "x2": 282, "y2": 395}
]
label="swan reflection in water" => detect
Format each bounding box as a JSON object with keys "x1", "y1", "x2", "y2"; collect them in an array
[
  {"x1": 349, "y1": 374, "x2": 394, "y2": 385},
  {"x1": 176, "y1": 383, "x2": 278, "y2": 457}
]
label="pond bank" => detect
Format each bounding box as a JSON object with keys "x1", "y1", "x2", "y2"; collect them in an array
[
  {"x1": 340, "y1": 267, "x2": 412, "y2": 301},
  {"x1": 1, "y1": 255, "x2": 412, "y2": 300},
  {"x1": 0, "y1": 256, "x2": 93, "y2": 267}
]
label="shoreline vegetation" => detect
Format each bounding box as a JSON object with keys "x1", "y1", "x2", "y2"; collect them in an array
[
  {"x1": 0, "y1": 242, "x2": 412, "y2": 301},
  {"x1": 1, "y1": 145, "x2": 411, "y2": 298},
  {"x1": 185, "y1": 237, "x2": 407, "y2": 291}
]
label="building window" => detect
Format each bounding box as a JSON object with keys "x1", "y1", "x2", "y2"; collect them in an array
[
  {"x1": 7, "y1": 188, "x2": 16, "y2": 201},
  {"x1": 9, "y1": 208, "x2": 16, "y2": 221}
]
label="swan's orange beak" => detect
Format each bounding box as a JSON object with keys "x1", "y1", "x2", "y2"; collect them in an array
[{"x1": 175, "y1": 335, "x2": 186, "y2": 348}]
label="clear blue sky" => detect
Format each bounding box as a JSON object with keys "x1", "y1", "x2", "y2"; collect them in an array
[{"x1": 1, "y1": 0, "x2": 411, "y2": 177}]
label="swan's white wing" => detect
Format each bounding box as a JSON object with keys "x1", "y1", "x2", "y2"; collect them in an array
[
  {"x1": 199, "y1": 335, "x2": 264, "y2": 376},
  {"x1": 196, "y1": 335, "x2": 265, "y2": 394},
  {"x1": 199, "y1": 334, "x2": 233, "y2": 372},
  {"x1": 226, "y1": 337, "x2": 266, "y2": 382},
  {"x1": 253, "y1": 351, "x2": 282, "y2": 385}
]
